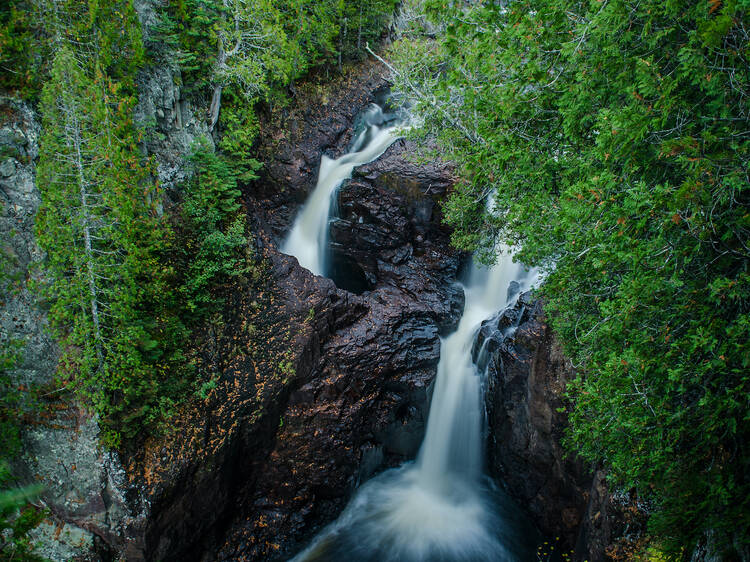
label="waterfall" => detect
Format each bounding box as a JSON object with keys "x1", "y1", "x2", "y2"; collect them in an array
[
  {"x1": 417, "y1": 247, "x2": 535, "y2": 489},
  {"x1": 292, "y1": 247, "x2": 542, "y2": 562},
  {"x1": 282, "y1": 104, "x2": 401, "y2": 276}
]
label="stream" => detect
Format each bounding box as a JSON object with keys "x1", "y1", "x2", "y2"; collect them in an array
[{"x1": 283, "y1": 103, "x2": 542, "y2": 561}]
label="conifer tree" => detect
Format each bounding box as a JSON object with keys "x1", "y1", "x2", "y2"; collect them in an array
[{"x1": 34, "y1": 0, "x2": 180, "y2": 445}]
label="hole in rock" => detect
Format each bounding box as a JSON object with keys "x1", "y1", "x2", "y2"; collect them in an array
[{"x1": 328, "y1": 250, "x2": 372, "y2": 295}]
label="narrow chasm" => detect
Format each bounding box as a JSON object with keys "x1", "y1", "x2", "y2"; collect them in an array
[
  {"x1": 219, "y1": 97, "x2": 466, "y2": 561},
  {"x1": 253, "y1": 91, "x2": 546, "y2": 562}
]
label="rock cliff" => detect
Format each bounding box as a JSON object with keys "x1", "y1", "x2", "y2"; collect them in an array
[{"x1": 479, "y1": 294, "x2": 648, "y2": 561}]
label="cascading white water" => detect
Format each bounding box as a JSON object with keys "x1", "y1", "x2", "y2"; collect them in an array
[
  {"x1": 293, "y1": 246, "x2": 541, "y2": 562},
  {"x1": 417, "y1": 247, "x2": 536, "y2": 489},
  {"x1": 282, "y1": 104, "x2": 401, "y2": 276}
]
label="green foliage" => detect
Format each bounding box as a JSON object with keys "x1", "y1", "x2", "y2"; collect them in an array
[
  {"x1": 179, "y1": 138, "x2": 250, "y2": 317},
  {"x1": 336, "y1": 0, "x2": 397, "y2": 61},
  {"x1": 33, "y1": 1, "x2": 193, "y2": 447},
  {"x1": 165, "y1": 0, "x2": 396, "y2": 88},
  {"x1": 157, "y1": 0, "x2": 396, "y2": 178},
  {"x1": 215, "y1": 87, "x2": 262, "y2": 182},
  {"x1": 0, "y1": 1, "x2": 42, "y2": 98},
  {"x1": 392, "y1": 0, "x2": 750, "y2": 555}
]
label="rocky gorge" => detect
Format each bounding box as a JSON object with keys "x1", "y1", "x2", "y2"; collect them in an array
[{"x1": 1, "y1": 36, "x2": 642, "y2": 562}]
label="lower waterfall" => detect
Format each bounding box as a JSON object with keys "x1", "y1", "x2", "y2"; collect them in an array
[{"x1": 292, "y1": 250, "x2": 541, "y2": 562}]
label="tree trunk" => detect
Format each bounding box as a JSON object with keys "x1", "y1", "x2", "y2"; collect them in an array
[
  {"x1": 68, "y1": 105, "x2": 104, "y2": 370},
  {"x1": 209, "y1": 83, "x2": 222, "y2": 132}
]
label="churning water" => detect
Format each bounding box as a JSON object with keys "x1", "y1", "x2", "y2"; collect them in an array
[
  {"x1": 292, "y1": 249, "x2": 541, "y2": 562},
  {"x1": 282, "y1": 104, "x2": 401, "y2": 276}
]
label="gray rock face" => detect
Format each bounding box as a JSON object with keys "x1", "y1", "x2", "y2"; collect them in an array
[
  {"x1": 133, "y1": 63, "x2": 213, "y2": 192},
  {"x1": 133, "y1": 0, "x2": 213, "y2": 193},
  {"x1": 22, "y1": 416, "x2": 146, "y2": 559},
  {"x1": 0, "y1": 98, "x2": 53, "y2": 391}
]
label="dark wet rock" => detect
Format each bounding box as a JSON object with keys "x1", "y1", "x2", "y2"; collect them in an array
[
  {"x1": 328, "y1": 138, "x2": 463, "y2": 328},
  {"x1": 248, "y1": 59, "x2": 392, "y2": 238},
  {"x1": 133, "y1": 214, "x2": 458, "y2": 561},
  {"x1": 214, "y1": 286, "x2": 442, "y2": 560},
  {"x1": 483, "y1": 295, "x2": 647, "y2": 560}
]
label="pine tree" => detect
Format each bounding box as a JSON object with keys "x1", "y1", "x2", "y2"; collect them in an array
[{"x1": 37, "y1": 47, "x2": 113, "y2": 379}]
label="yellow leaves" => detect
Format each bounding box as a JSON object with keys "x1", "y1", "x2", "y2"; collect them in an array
[
  {"x1": 709, "y1": 0, "x2": 722, "y2": 15},
  {"x1": 671, "y1": 213, "x2": 681, "y2": 224}
]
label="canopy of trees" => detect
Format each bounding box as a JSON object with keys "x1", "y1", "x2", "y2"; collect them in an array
[{"x1": 390, "y1": 0, "x2": 749, "y2": 556}]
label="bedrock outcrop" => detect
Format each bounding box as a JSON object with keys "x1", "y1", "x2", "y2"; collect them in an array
[{"x1": 479, "y1": 295, "x2": 648, "y2": 561}]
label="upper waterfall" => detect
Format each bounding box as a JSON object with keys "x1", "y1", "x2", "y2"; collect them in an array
[{"x1": 282, "y1": 104, "x2": 402, "y2": 276}]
